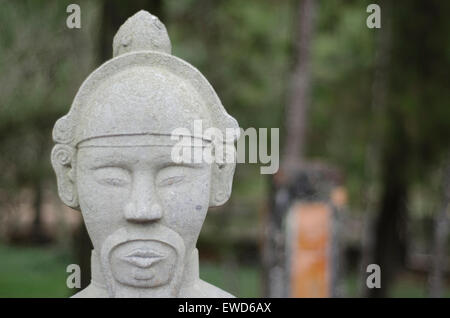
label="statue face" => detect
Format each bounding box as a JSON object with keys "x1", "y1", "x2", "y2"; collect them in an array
[
  {"x1": 72, "y1": 67, "x2": 214, "y2": 291},
  {"x1": 76, "y1": 144, "x2": 211, "y2": 289}
]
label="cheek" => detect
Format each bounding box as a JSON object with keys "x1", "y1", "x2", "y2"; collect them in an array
[
  {"x1": 158, "y1": 174, "x2": 211, "y2": 247},
  {"x1": 76, "y1": 170, "x2": 130, "y2": 248}
]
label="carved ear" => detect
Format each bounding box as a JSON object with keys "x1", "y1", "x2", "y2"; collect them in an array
[
  {"x1": 51, "y1": 144, "x2": 79, "y2": 209},
  {"x1": 209, "y1": 161, "x2": 236, "y2": 207}
]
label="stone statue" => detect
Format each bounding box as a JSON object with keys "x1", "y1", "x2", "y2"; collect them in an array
[{"x1": 51, "y1": 10, "x2": 239, "y2": 298}]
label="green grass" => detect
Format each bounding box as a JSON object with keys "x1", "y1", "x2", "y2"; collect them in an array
[
  {"x1": 200, "y1": 262, "x2": 262, "y2": 297},
  {"x1": 1, "y1": 243, "x2": 449, "y2": 298},
  {"x1": 343, "y1": 272, "x2": 450, "y2": 298},
  {"x1": 0, "y1": 243, "x2": 74, "y2": 297},
  {"x1": 0, "y1": 243, "x2": 262, "y2": 298},
  {"x1": 389, "y1": 274, "x2": 450, "y2": 298}
]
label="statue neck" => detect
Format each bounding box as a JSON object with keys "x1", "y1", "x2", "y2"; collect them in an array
[{"x1": 90, "y1": 248, "x2": 200, "y2": 297}]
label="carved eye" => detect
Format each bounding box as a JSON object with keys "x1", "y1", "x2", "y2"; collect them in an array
[
  {"x1": 158, "y1": 175, "x2": 185, "y2": 187},
  {"x1": 102, "y1": 178, "x2": 128, "y2": 187},
  {"x1": 93, "y1": 167, "x2": 130, "y2": 188},
  {"x1": 156, "y1": 166, "x2": 186, "y2": 187}
]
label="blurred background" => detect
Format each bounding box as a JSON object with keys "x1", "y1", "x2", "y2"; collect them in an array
[{"x1": 0, "y1": 0, "x2": 449, "y2": 298}]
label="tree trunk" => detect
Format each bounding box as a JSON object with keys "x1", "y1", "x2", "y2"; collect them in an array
[
  {"x1": 428, "y1": 160, "x2": 450, "y2": 297},
  {"x1": 361, "y1": 0, "x2": 392, "y2": 296},
  {"x1": 264, "y1": 0, "x2": 316, "y2": 297},
  {"x1": 283, "y1": 0, "x2": 316, "y2": 169},
  {"x1": 31, "y1": 180, "x2": 45, "y2": 243},
  {"x1": 370, "y1": 115, "x2": 410, "y2": 297}
]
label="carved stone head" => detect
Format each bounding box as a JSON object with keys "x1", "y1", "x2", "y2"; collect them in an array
[{"x1": 51, "y1": 11, "x2": 239, "y2": 297}]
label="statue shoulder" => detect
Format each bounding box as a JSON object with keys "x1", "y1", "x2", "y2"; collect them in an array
[{"x1": 70, "y1": 281, "x2": 235, "y2": 298}]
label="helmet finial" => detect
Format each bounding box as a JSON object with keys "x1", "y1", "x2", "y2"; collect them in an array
[{"x1": 113, "y1": 10, "x2": 171, "y2": 57}]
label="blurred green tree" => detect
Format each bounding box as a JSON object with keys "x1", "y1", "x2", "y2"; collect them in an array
[{"x1": 0, "y1": 0, "x2": 97, "y2": 242}]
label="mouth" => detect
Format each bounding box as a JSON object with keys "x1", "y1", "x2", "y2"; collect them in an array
[{"x1": 121, "y1": 248, "x2": 166, "y2": 268}]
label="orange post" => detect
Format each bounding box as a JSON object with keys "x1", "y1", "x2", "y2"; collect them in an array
[{"x1": 289, "y1": 202, "x2": 331, "y2": 297}]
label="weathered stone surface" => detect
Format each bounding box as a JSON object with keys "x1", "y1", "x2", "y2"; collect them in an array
[{"x1": 51, "y1": 10, "x2": 239, "y2": 298}]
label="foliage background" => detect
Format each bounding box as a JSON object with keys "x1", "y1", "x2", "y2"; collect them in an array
[{"x1": 0, "y1": 0, "x2": 449, "y2": 297}]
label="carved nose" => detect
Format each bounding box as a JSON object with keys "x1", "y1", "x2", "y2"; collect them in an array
[{"x1": 124, "y1": 201, "x2": 163, "y2": 223}]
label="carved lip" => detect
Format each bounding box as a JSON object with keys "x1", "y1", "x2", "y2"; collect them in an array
[{"x1": 121, "y1": 248, "x2": 166, "y2": 268}]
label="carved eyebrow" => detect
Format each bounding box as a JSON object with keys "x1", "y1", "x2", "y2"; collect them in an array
[
  {"x1": 150, "y1": 153, "x2": 207, "y2": 169},
  {"x1": 90, "y1": 154, "x2": 140, "y2": 167},
  {"x1": 83, "y1": 151, "x2": 208, "y2": 169},
  {"x1": 158, "y1": 161, "x2": 206, "y2": 170}
]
